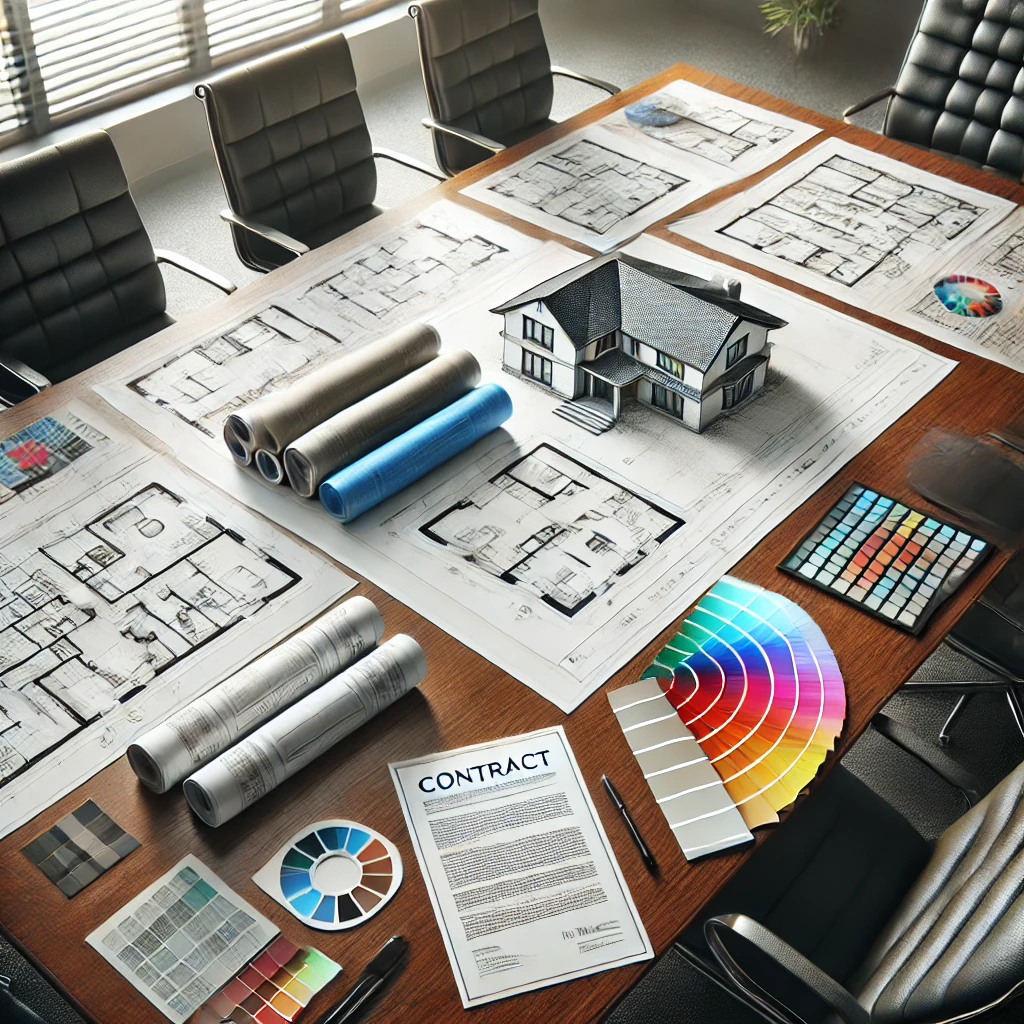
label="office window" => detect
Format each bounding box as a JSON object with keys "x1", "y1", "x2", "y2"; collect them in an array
[
  {"x1": 656, "y1": 351, "x2": 684, "y2": 379},
  {"x1": 726, "y1": 334, "x2": 748, "y2": 368},
  {"x1": 651, "y1": 385, "x2": 684, "y2": 418},
  {"x1": 0, "y1": 0, "x2": 389, "y2": 146},
  {"x1": 522, "y1": 314, "x2": 554, "y2": 350},
  {"x1": 722, "y1": 370, "x2": 755, "y2": 409},
  {"x1": 522, "y1": 349, "x2": 552, "y2": 386}
]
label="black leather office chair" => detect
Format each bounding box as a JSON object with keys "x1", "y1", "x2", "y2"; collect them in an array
[
  {"x1": 686, "y1": 746, "x2": 1024, "y2": 1024},
  {"x1": 844, "y1": 0, "x2": 1024, "y2": 179},
  {"x1": 195, "y1": 30, "x2": 445, "y2": 274},
  {"x1": 0, "y1": 131, "x2": 235, "y2": 407},
  {"x1": 408, "y1": 0, "x2": 621, "y2": 177}
]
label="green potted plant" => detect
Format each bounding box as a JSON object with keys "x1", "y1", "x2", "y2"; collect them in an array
[{"x1": 760, "y1": 0, "x2": 841, "y2": 52}]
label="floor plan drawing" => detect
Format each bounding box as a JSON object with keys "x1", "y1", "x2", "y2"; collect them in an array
[
  {"x1": 420, "y1": 444, "x2": 683, "y2": 617},
  {"x1": 0, "y1": 405, "x2": 353, "y2": 839},
  {"x1": 0, "y1": 416, "x2": 94, "y2": 504}
]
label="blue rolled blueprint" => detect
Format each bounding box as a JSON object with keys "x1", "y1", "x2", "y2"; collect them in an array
[{"x1": 319, "y1": 383, "x2": 513, "y2": 522}]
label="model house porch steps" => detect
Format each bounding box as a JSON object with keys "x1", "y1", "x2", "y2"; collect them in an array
[{"x1": 552, "y1": 397, "x2": 617, "y2": 435}]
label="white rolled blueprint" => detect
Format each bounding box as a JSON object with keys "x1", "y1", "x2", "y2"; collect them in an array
[
  {"x1": 126, "y1": 597, "x2": 385, "y2": 793},
  {"x1": 183, "y1": 635, "x2": 427, "y2": 826}
]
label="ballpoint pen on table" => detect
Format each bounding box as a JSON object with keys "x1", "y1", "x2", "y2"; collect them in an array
[
  {"x1": 311, "y1": 935, "x2": 408, "y2": 1024},
  {"x1": 602, "y1": 774, "x2": 658, "y2": 876}
]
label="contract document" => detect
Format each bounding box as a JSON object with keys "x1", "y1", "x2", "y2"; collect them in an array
[{"x1": 389, "y1": 727, "x2": 652, "y2": 1007}]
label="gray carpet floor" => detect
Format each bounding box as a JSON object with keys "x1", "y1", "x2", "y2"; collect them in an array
[{"x1": 7, "y1": 2, "x2": 1024, "y2": 1021}]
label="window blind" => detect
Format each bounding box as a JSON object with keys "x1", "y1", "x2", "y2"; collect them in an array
[
  {"x1": 206, "y1": 0, "x2": 323, "y2": 61},
  {"x1": 0, "y1": 11, "x2": 26, "y2": 135}
]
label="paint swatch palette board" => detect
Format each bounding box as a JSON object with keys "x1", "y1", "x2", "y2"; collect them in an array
[
  {"x1": 254, "y1": 820, "x2": 402, "y2": 931},
  {"x1": 193, "y1": 937, "x2": 340, "y2": 1024},
  {"x1": 780, "y1": 483, "x2": 991, "y2": 634},
  {"x1": 609, "y1": 577, "x2": 846, "y2": 859},
  {"x1": 22, "y1": 800, "x2": 139, "y2": 897}
]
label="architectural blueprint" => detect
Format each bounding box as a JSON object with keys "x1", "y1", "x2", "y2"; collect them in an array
[
  {"x1": 98, "y1": 201, "x2": 545, "y2": 456},
  {"x1": 597, "y1": 78, "x2": 820, "y2": 180},
  {"x1": 461, "y1": 126, "x2": 715, "y2": 251},
  {"x1": 672, "y1": 138, "x2": 1016, "y2": 335},
  {"x1": 98, "y1": 231, "x2": 954, "y2": 711},
  {"x1": 0, "y1": 404, "x2": 353, "y2": 839}
]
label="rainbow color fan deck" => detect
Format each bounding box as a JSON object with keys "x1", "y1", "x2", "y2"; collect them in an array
[{"x1": 608, "y1": 577, "x2": 846, "y2": 860}]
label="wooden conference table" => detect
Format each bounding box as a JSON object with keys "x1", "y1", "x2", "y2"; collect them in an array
[{"x1": 1, "y1": 63, "x2": 1023, "y2": 1024}]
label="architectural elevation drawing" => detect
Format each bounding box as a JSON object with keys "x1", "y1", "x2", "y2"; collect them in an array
[
  {"x1": 420, "y1": 444, "x2": 683, "y2": 616},
  {"x1": 98, "y1": 201, "x2": 544, "y2": 457},
  {"x1": 0, "y1": 406, "x2": 353, "y2": 839},
  {"x1": 461, "y1": 127, "x2": 714, "y2": 251}
]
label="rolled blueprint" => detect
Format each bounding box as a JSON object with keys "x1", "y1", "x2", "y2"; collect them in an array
[
  {"x1": 320, "y1": 383, "x2": 513, "y2": 523},
  {"x1": 283, "y1": 349, "x2": 481, "y2": 498},
  {"x1": 183, "y1": 634, "x2": 427, "y2": 826},
  {"x1": 127, "y1": 597, "x2": 385, "y2": 793},
  {"x1": 223, "y1": 322, "x2": 441, "y2": 466}
]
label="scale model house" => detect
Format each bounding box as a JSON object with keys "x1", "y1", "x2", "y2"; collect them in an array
[{"x1": 492, "y1": 253, "x2": 788, "y2": 434}]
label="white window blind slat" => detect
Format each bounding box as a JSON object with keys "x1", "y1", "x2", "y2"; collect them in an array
[
  {"x1": 0, "y1": 15, "x2": 25, "y2": 136},
  {"x1": 205, "y1": 0, "x2": 323, "y2": 60}
]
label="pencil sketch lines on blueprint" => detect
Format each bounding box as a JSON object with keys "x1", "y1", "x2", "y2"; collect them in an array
[
  {"x1": 989, "y1": 226, "x2": 1024, "y2": 277},
  {"x1": 0, "y1": 417, "x2": 92, "y2": 505},
  {"x1": 0, "y1": 484, "x2": 298, "y2": 785},
  {"x1": 487, "y1": 139, "x2": 687, "y2": 235},
  {"x1": 623, "y1": 94, "x2": 794, "y2": 165},
  {"x1": 420, "y1": 444, "x2": 683, "y2": 617},
  {"x1": 719, "y1": 154, "x2": 984, "y2": 287}
]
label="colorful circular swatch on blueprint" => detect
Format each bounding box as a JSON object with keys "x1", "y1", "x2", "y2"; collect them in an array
[{"x1": 933, "y1": 275, "x2": 1003, "y2": 317}]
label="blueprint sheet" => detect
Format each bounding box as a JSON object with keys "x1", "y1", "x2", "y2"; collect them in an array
[
  {"x1": 596, "y1": 78, "x2": 820, "y2": 184},
  {"x1": 97, "y1": 228, "x2": 953, "y2": 711},
  {"x1": 96, "y1": 200, "x2": 546, "y2": 455},
  {"x1": 0, "y1": 404, "x2": 353, "y2": 839},
  {"x1": 671, "y1": 137, "x2": 1021, "y2": 366}
]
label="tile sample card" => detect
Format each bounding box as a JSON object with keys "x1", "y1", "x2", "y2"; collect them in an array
[
  {"x1": 86, "y1": 855, "x2": 278, "y2": 1023},
  {"x1": 22, "y1": 799, "x2": 139, "y2": 896}
]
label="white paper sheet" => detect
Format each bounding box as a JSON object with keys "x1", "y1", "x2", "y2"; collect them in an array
[
  {"x1": 389, "y1": 726, "x2": 653, "y2": 1007},
  {"x1": 0, "y1": 403, "x2": 354, "y2": 839},
  {"x1": 594, "y1": 78, "x2": 821, "y2": 183},
  {"x1": 85, "y1": 855, "x2": 278, "y2": 1023},
  {"x1": 670, "y1": 137, "x2": 1017, "y2": 357},
  {"x1": 95, "y1": 235, "x2": 953, "y2": 713}
]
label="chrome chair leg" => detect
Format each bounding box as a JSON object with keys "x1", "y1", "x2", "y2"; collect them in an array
[
  {"x1": 939, "y1": 694, "x2": 972, "y2": 746},
  {"x1": 1006, "y1": 687, "x2": 1024, "y2": 740}
]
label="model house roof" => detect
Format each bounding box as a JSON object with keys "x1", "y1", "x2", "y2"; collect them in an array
[{"x1": 492, "y1": 253, "x2": 788, "y2": 372}]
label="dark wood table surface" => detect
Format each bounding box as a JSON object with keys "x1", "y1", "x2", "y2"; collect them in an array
[{"x1": 1, "y1": 62, "x2": 1022, "y2": 1024}]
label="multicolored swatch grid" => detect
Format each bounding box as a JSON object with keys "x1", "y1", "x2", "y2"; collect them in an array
[
  {"x1": 193, "y1": 937, "x2": 340, "y2": 1024},
  {"x1": 0, "y1": 415, "x2": 91, "y2": 498},
  {"x1": 780, "y1": 483, "x2": 990, "y2": 634},
  {"x1": 22, "y1": 799, "x2": 139, "y2": 897},
  {"x1": 626, "y1": 576, "x2": 846, "y2": 833}
]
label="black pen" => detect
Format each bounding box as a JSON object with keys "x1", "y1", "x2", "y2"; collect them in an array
[
  {"x1": 602, "y1": 774, "x2": 658, "y2": 876},
  {"x1": 311, "y1": 935, "x2": 408, "y2": 1024}
]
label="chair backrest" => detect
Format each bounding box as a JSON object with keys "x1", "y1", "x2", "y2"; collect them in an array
[
  {"x1": 196, "y1": 30, "x2": 376, "y2": 270},
  {"x1": 411, "y1": 0, "x2": 554, "y2": 174},
  {"x1": 885, "y1": 0, "x2": 1024, "y2": 177},
  {"x1": 0, "y1": 131, "x2": 164, "y2": 376},
  {"x1": 850, "y1": 759, "x2": 1024, "y2": 1021}
]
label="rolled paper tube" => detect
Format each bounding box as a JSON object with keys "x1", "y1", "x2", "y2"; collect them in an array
[
  {"x1": 320, "y1": 383, "x2": 513, "y2": 523},
  {"x1": 126, "y1": 596, "x2": 385, "y2": 792},
  {"x1": 255, "y1": 448, "x2": 286, "y2": 485},
  {"x1": 183, "y1": 635, "x2": 427, "y2": 826},
  {"x1": 284, "y1": 349, "x2": 482, "y2": 498},
  {"x1": 222, "y1": 321, "x2": 441, "y2": 465}
]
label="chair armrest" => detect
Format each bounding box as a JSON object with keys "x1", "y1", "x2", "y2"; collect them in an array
[
  {"x1": 705, "y1": 915, "x2": 871, "y2": 1024},
  {"x1": 871, "y1": 710, "x2": 983, "y2": 804},
  {"x1": 550, "y1": 65, "x2": 621, "y2": 96},
  {"x1": 153, "y1": 250, "x2": 237, "y2": 294},
  {"x1": 843, "y1": 86, "x2": 895, "y2": 123},
  {"x1": 421, "y1": 118, "x2": 505, "y2": 155},
  {"x1": 0, "y1": 356, "x2": 51, "y2": 408},
  {"x1": 217, "y1": 210, "x2": 310, "y2": 257},
  {"x1": 372, "y1": 147, "x2": 446, "y2": 182}
]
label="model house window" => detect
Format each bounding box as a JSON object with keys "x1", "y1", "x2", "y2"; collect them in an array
[
  {"x1": 726, "y1": 334, "x2": 748, "y2": 368},
  {"x1": 522, "y1": 315, "x2": 554, "y2": 350},
  {"x1": 522, "y1": 350, "x2": 553, "y2": 386},
  {"x1": 651, "y1": 385, "x2": 684, "y2": 418},
  {"x1": 722, "y1": 370, "x2": 755, "y2": 409},
  {"x1": 656, "y1": 352, "x2": 685, "y2": 378}
]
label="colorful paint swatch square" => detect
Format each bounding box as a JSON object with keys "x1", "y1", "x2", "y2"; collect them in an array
[{"x1": 22, "y1": 800, "x2": 140, "y2": 897}]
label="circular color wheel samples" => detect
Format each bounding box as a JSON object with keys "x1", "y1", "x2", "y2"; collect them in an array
[
  {"x1": 253, "y1": 820, "x2": 402, "y2": 931},
  {"x1": 933, "y1": 275, "x2": 1003, "y2": 317}
]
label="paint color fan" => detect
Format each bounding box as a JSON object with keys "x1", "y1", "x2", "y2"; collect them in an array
[
  {"x1": 254, "y1": 820, "x2": 402, "y2": 931},
  {"x1": 640, "y1": 576, "x2": 846, "y2": 829}
]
